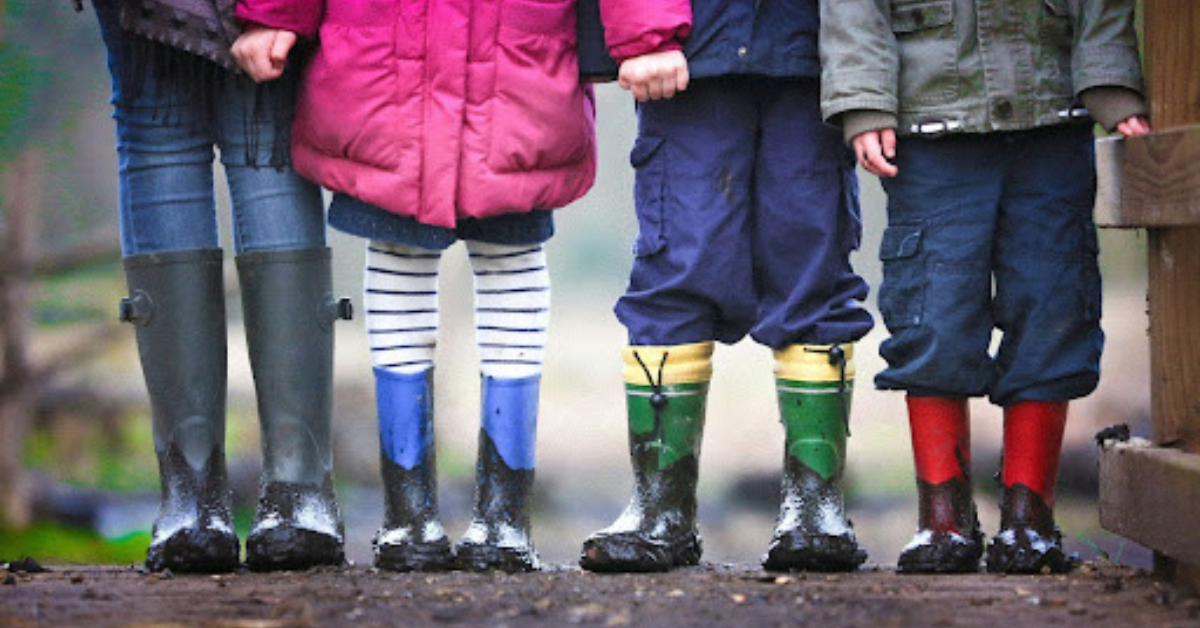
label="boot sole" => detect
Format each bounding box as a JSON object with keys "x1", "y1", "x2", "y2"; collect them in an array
[
  {"x1": 579, "y1": 532, "x2": 702, "y2": 573},
  {"x1": 146, "y1": 528, "x2": 239, "y2": 574},
  {"x1": 763, "y1": 534, "x2": 867, "y2": 573},
  {"x1": 455, "y1": 542, "x2": 540, "y2": 573},
  {"x1": 246, "y1": 527, "x2": 344, "y2": 572},
  {"x1": 375, "y1": 539, "x2": 456, "y2": 572}
]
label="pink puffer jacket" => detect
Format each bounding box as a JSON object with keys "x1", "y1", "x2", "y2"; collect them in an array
[{"x1": 236, "y1": 0, "x2": 690, "y2": 228}]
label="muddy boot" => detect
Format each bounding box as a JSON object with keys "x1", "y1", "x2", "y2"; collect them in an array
[
  {"x1": 580, "y1": 343, "x2": 712, "y2": 573},
  {"x1": 457, "y1": 375, "x2": 542, "y2": 572},
  {"x1": 897, "y1": 396, "x2": 984, "y2": 574},
  {"x1": 373, "y1": 368, "x2": 454, "y2": 571},
  {"x1": 987, "y1": 401, "x2": 1072, "y2": 574},
  {"x1": 239, "y1": 248, "x2": 352, "y2": 572},
  {"x1": 764, "y1": 344, "x2": 866, "y2": 572},
  {"x1": 122, "y1": 249, "x2": 239, "y2": 573}
]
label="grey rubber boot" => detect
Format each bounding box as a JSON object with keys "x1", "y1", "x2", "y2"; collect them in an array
[
  {"x1": 238, "y1": 247, "x2": 352, "y2": 571},
  {"x1": 121, "y1": 249, "x2": 239, "y2": 573}
]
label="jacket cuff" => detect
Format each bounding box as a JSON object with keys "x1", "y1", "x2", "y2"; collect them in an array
[
  {"x1": 1081, "y1": 87, "x2": 1148, "y2": 132},
  {"x1": 235, "y1": 0, "x2": 322, "y2": 37},
  {"x1": 839, "y1": 110, "x2": 898, "y2": 146}
]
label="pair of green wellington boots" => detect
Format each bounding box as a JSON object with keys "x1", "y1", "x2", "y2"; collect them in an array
[
  {"x1": 122, "y1": 247, "x2": 351, "y2": 573},
  {"x1": 580, "y1": 342, "x2": 866, "y2": 572}
]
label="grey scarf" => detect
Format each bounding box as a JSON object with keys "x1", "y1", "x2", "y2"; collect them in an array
[{"x1": 117, "y1": 0, "x2": 240, "y2": 69}]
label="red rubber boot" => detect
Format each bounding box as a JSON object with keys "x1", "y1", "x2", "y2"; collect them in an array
[
  {"x1": 987, "y1": 401, "x2": 1073, "y2": 574},
  {"x1": 897, "y1": 396, "x2": 983, "y2": 574}
]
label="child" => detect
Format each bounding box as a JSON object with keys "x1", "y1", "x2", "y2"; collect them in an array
[
  {"x1": 578, "y1": 0, "x2": 875, "y2": 573},
  {"x1": 233, "y1": 0, "x2": 598, "y2": 572},
  {"x1": 89, "y1": 0, "x2": 348, "y2": 573},
  {"x1": 819, "y1": 0, "x2": 1149, "y2": 573}
]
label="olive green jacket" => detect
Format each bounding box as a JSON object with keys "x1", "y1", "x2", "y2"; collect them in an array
[{"x1": 819, "y1": 0, "x2": 1146, "y2": 140}]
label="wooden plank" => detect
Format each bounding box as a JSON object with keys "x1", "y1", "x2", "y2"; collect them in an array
[
  {"x1": 1099, "y1": 440, "x2": 1200, "y2": 566},
  {"x1": 1095, "y1": 127, "x2": 1200, "y2": 228}
]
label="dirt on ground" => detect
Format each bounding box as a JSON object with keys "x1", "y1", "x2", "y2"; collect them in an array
[{"x1": 0, "y1": 562, "x2": 1197, "y2": 628}]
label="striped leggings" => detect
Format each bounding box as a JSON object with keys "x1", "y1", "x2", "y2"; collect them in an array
[{"x1": 364, "y1": 239, "x2": 550, "y2": 379}]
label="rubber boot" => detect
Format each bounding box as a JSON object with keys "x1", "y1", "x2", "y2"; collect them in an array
[
  {"x1": 580, "y1": 343, "x2": 712, "y2": 573},
  {"x1": 239, "y1": 248, "x2": 352, "y2": 571},
  {"x1": 456, "y1": 375, "x2": 542, "y2": 572},
  {"x1": 373, "y1": 367, "x2": 455, "y2": 571},
  {"x1": 897, "y1": 396, "x2": 984, "y2": 574},
  {"x1": 987, "y1": 401, "x2": 1072, "y2": 574},
  {"x1": 121, "y1": 249, "x2": 239, "y2": 573},
  {"x1": 764, "y1": 344, "x2": 867, "y2": 572}
]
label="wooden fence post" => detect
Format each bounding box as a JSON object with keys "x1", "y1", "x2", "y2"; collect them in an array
[
  {"x1": 0, "y1": 147, "x2": 42, "y2": 529},
  {"x1": 1096, "y1": 0, "x2": 1200, "y2": 592}
]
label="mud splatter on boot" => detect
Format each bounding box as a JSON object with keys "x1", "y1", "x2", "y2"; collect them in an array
[
  {"x1": 897, "y1": 478, "x2": 984, "y2": 573},
  {"x1": 986, "y1": 483, "x2": 1073, "y2": 574},
  {"x1": 372, "y1": 368, "x2": 454, "y2": 571},
  {"x1": 456, "y1": 375, "x2": 541, "y2": 573},
  {"x1": 581, "y1": 344, "x2": 711, "y2": 573},
  {"x1": 763, "y1": 345, "x2": 866, "y2": 572},
  {"x1": 145, "y1": 442, "x2": 239, "y2": 573},
  {"x1": 246, "y1": 478, "x2": 344, "y2": 571}
]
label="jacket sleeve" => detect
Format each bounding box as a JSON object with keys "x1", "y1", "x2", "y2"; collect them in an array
[
  {"x1": 598, "y1": 0, "x2": 691, "y2": 63},
  {"x1": 235, "y1": 0, "x2": 325, "y2": 38},
  {"x1": 1070, "y1": 0, "x2": 1145, "y2": 97},
  {"x1": 819, "y1": 0, "x2": 899, "y2": 126}
]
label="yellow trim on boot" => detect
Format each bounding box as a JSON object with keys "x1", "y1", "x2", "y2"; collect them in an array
[
  {"x1": 773, "y1": 344, "x2": 856, "y2": 383},
  {"x1": 623, "y1": 342, "x2": 714, "y2": 386}
]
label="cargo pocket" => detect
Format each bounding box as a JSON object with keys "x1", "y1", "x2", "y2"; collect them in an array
[
  {"x1": 630, "y1": 134, "x2": 667, "y2": 257},
  {"x1": 891, "y1": 0, "x2": 958, "y2": 106},
  {"x1": 878, "y1": 225, "x2": 925, "y2": 329},
  {"x1": 490, "y1": 0, "x2": 591, "y2": 173}
]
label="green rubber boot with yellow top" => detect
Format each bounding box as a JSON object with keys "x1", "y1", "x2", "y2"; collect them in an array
[
  {"x1": 763, "y1": 344, "x2": 867, "y2": 572},
  {"x1": 579, "y1": 342, "x2": 712, "y2": 572}
]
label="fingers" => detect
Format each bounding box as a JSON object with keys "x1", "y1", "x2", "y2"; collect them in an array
[
  {"x1": 1117, "y1": 115, "x2": 1151, "y2": 137},
  {"x1": 269, "y1": 31, "x2": 297, "y2": 66},
  {"x1": 853, "y1": 131, "x2": 900, "y2": 178},
  {"x1": 618, "y1": 52, "x2": 689, "y2": 102},
  {"x1": 231, "y1": 29, "x2": 290, "y2": 82}
]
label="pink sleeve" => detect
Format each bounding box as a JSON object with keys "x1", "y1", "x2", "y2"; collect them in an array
[
  {"x1": 235, "y1": 0, "x2": 325, "y2": 38},
  {"x1": 598, "y1": 0, "x2": 692, "y2": 63}
]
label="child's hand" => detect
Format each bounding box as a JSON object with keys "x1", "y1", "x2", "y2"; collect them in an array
[
  {"x1": 852, "y1": 128, "x2": 899, "y2": 178},
  {"x1": 1116, "y1": 115, "x2": 1151, "y2": 137},
  {"x1": 618, "y1": 51, "x2": 689, "y2": 102},
  {"x1": 231, "y1": 28, "x2": 297, "y2": 83}
]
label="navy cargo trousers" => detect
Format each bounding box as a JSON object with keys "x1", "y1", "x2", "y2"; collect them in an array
[{"x1": 615, "y1": 76, "x2": 873, "y2": 350}]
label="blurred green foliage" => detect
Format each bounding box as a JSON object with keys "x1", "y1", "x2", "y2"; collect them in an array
[{"x1": 0, "y1": 523, "x2": 150, "y2": 565}]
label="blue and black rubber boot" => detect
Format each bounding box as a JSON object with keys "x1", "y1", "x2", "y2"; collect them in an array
[
  {"x1": 456, "y1": 375, "x2": 542, "y2": 572},
  {"x1": 373, "y1": 367, "x2": 455, "y2": 571}
]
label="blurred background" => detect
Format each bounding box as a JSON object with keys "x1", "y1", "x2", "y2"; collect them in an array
[{"x1": 0, "y1": 1, "x2": 1156, "y2": 568}]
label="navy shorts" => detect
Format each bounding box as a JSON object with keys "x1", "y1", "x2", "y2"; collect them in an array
[
  {"x1": 876, "y1": 123, "x2": 1102, "y2": 406},
  {"x1": 614, "y1": 76, "x2": 872, "y2": 349}
]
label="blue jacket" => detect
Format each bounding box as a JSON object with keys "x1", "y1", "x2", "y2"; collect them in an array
[
  {"x1": 577, "y1": 0, "x2": 821, "y2": 80},
  {"x1": 685, "y1": 0, "x2": 820, "y2": 79}
]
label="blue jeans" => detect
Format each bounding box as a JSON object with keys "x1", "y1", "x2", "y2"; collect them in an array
[
  {"x1": 876, "y1": 124, "x2": 1102, "y2": 406},
  {"x1": 615, "y1": 77, "x2": 872, "y2": 349},
  {"x1": 96, "y1": 4, "x2": 324, "y2": 256}
]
